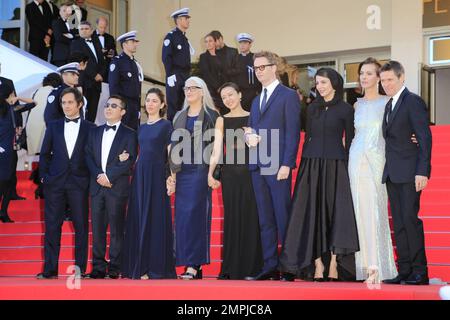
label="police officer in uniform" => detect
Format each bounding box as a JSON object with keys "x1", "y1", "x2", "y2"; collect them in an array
[
  {"x1": 236, "y1": 33, "x2": 261, "y2": 111},
  {"x1": 108, "y1": 31, "x2": 143, "y2": 130},
  {"x1": 162, "y1": 8, "x2": 193, "y2": 121}
]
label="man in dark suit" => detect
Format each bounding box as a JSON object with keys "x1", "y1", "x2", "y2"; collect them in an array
[
  {"x1": 244, "y1": 51, "x2": 301, "y2": 281},
  {"x1": 25, "y1": 0, "x2": 54, "y2": 61},
  {"x1": 85, "y1": 95, "x2": 137, "y2": 279},
  {"x1": 45, "y1": 0, "x2": 59, "y2": 21},
  {"x1": 109, "y1": 31, "x2": 143, "y2": 130},
  {"x1": 93, "y1": 17, "x2": 117, "y2": 71},
  {"x1": 380, "y1": 61, "x2": 432, "y2": 286},
  {"x1": 52, "y1": 4, "x2": 75, "y2": 67},
  {"x1": 71, "y1": 21, "x2": 106, "y2": 123},
  {"x1": 37, "y1": 87, "x2": 96, "y2": 279}
]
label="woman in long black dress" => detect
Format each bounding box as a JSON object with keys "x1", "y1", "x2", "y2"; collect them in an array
[
  {"x1": 122, "y1": 88, "x2": 176, "y2": 279},
  {"x1": 208, "y1": 82, "x2": 263, "y2": 280},
  {"x1": 279, "y1": 68, "x2": 359, "y2": 281},
  {"x1": 167, "y1": 76, "x2": 220, "y2": 280}
]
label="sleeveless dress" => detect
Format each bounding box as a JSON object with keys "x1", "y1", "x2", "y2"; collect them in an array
[{"x1": 348, "y1": 97, "x2": 398, "y2": 281}]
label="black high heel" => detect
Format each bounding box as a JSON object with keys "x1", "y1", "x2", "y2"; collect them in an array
[{"x1": 0, "y1": 213, "x2": 14, "y2": 223}]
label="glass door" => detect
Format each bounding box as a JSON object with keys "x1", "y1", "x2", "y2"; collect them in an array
[{"x1": 0, "y1": 0, "x2": 25, "y2": 49}]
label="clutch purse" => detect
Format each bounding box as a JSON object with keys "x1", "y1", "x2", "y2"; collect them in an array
[{"x1": 212, "y1": 164, "x2": 222, "y2": 181}]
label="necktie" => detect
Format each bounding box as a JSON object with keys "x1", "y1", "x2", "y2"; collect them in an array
[
  {"x1": 386, "y1": 98, "x2": 393, "y2": 123},
  {"x1": 85, "y1": 39, "x2": 93, "y2": 43},
  {"x1": 65, "y1": 117, "x2": 79, "y2": 123},
  {"x1": 105, "y1": 124, "x2": 117, "y2": 132},
  {"x1": 260, "y1": 88, "x2": 268, "y2": 112}
]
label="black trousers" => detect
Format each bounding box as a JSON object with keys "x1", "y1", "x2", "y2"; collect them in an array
[
  {"x1": 84, "y1": 86, "x2": 101, "y2": 123},
  {"x1": 91, "y1": 188, "x2": 128, "y2": 273},
  {"x1": 122, "y1": 98, "x2": 140, "y2": 131},
  {"x1": 166, "y1": 73, "x2": 187, "y2": 121},
  {"x1": 0, "y1": 178, "x2": 13, "y2": 215},
  {"x1": 386, "y1": 179, "x2": 428, "y2": 276},
  {"x1": 43, "y1": 180, "x2": 89, "y2": 274},
  {"x1": 29, "y1": 39, "x2": 49, "y2": 61}
]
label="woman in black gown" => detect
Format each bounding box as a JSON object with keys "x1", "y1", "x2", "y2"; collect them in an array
[
  {"x1": 208, "y1": 82, "x2": 263, "y2": 280},
  {"x1": 279, "y1": 68, "x2": 359, "y2": 282},
  {"x1": 122, "y1": 88, "x2": 176, "y2": 280}
]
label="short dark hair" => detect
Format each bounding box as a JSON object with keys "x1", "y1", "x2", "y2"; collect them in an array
[
  {"x1": 108, "y1": 94, "x2": 127, "y2": 110},
  {"x1": 145, "y1": 88, "x2": 166, "y2": 117},
  {"x1": 380, "y1": 60, "x2": 405, "y2": 78},
  {"x1": 43, "y1": 73, "x2": 62, "y2": 88},
  {"x1": 79, "y1": 20, "x2": 92, "y2": 28},
  {"x1": 209, "y1": 30, "x2": 223, "y2": 41},
  {"x1": 60, "y1": 87, "x2": 84, "y2": 107},
  {"x1": 253, "y1": 51, "x2": 278, "y2": 65},
  {"x1": 69, "y1": 51, "x2": 89, "y2": 64},
  {"x1": 218, "y1": 82, "x2": 241, "y2": 95}
]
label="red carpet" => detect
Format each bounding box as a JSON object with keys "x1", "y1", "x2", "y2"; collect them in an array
[{"x1": 0, "y1": 125, "x2": 449, "y2": 299}]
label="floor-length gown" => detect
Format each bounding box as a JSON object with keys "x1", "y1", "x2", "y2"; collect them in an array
[
  {"x1": 219, "y1": 116, "x2": 263, "y2": 279},
  {"x1": 122, "y1": 119, "x2": 177, "y2": 279},
  {"x1": 348, "y1": 97, "x2": 398, "y2": 281}
]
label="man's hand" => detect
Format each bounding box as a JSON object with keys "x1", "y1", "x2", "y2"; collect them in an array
[
  {"x1": 243, "y1": 127, "x2": 261, "y2": 148},
  {"x1": 119, "y1": 150, "x2": 129, "y2": 162},
  {"x1": 415, "y1": 175, "x2": 428, "y2": 192},
  {"x1": 97, "y1": 174, "x2": 112, "y2": 188},
  {"x1": 167, "y1": 75, "x2": 177, "y2": 87},
  {"x1": 277, "y1": 166, "x2": 291, "y2": 181},
  {"x1": 166, "y1": 175, "x2": 176, "y2": 196}
]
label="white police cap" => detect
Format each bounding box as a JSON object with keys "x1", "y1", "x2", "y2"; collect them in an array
[
  {"x1": 117, "y1": 30, "x2": 139, "y2": 44},
  {"x1": 171, "y1": 7, "x2": 190, "y2": 18},
  {"x1": 236, "y1": 33, "x2": 254, "y2": 43},
  {"x1": 56, "y1": 62, "x2": 80, "y2": 75}
]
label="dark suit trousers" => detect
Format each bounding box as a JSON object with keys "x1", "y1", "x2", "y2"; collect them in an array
[
  {"x1": 122, "y1": 98, "x2": 140, "y2": 131},
  {"x1": 386, "y1": 180, "x2": 428, "y2": 276},
  {"x1": 91, "y1": 188, "x2": 128, "y2": 273},
  {"x1": 251, "y1": 170, "x2": 292, "y2": 272},
  {"x1": 43, "y1": 180, "x2": 89, "y2": 274},
  {"x1": 166, "y1": 75, "x2": 186, "y2": 121},
  {"x1": 84, "y1": 86, "x2": 101, "y2": 123},
  {"x1": 29, "y1": 39, "x2": 49, "y2": 61}
]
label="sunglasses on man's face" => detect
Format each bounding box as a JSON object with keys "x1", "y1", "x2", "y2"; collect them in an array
[{"x1": 104, "y1": 103, "x2": 123, "y2": 109}]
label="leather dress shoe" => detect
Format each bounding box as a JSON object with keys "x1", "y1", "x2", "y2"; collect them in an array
[
  {"x1": 11, "y1": 195, "x2": 26, "y2": 201},
  {"x1": 179, "y1": 267, "x2": 202, "y2": 280},
  {"x1": 0, "y1": 214, "x2": 14, "y2": 223},
  {"x1": 405, "y1": 273, "x2": 429, "y2": 285},
  {"x1": 36, "y1": 272, "x2": 58, "y2": 279},
  {"x1": 280, "y1": 272, "x2": 296, "y2": 282},
  {"x1": 382, "y1": 274, "x2": 409, "y2": 285},
  {"x1": 107, "y1": 271, "x2": 120, "y2": 279},
  {"x1": 88, "y1": 270, "x2": 106, "y2": 279},
  {"x1": 217, "y1": 274, "x2": 230, "y2": 280},
  {"x1": 245, "y1": 270, "x2": 280, "y2": 281}
]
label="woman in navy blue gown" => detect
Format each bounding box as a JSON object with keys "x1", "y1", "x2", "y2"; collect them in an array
[
  {"x1": 167, "y1": 76, "x2": 220, "y2": 280},
  {"x1": 122, "y1": 88, "x2": 176, "y2": 279}
]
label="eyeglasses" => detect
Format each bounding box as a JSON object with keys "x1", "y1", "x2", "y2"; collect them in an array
[
  {"x1": 253, "y1": 64, "x2": 275, "y2": 72},
  {"x1": 104, "y1": 103, "x2": 123, "y2": 109},
  {"x1": 183, "y1": 86, "x2": 202, "y2": 92}
]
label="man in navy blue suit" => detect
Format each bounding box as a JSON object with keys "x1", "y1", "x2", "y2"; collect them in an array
[
  {"x1": 380, "y1": 61, "x2": 432, "y2": 286},
  {"x1": 85, "y1": 95, "x2": 137, "y2": 279},
  {"x1": 244, "y1": 51, "x2": 301, "y2": 281},
  {"x1": 37, "y1": 87, "x2": 96, "y2": 279}
]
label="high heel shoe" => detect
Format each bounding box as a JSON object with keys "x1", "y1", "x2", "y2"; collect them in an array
[
  {"x1": 365, "y1": 267, "x2": 380, "y2": 285},
  {"x1": 179, "y1": 266, "x2": 202, "y2": 280}
]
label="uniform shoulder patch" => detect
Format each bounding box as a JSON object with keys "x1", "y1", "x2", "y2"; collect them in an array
[
  {"x1": 164, "y1": 39, "x2": 171, "y2": 47},
  {"x1": 110, "y1": 64, "x2": 116, "y2": 72},
  {"x1": 47, "y1": 95, "x2": 55, "y2": 104}
]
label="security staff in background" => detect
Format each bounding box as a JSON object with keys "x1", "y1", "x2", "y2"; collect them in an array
[
  {"x1": 162, "y1": 8, "x2": 193, "y2": 121},
  {"x1": 108, "y1": 31, "x2": 143, "y2": 130},
  {"x1": 236, "y1": 33, "x2": 261, "y2": 111}
]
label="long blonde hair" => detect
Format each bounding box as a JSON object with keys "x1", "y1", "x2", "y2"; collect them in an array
[{"x1": 182, "y1": 76, "x2": 217, "y2": 113}]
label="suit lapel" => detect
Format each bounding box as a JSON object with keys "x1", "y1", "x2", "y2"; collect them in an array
[
  {"x1": 58, "y1": 120, "x2": 70, "y2": 159},
  {"x1": 386, "y1": 88, "x2": 409, "y2": 130},
  {"x1": 72, "y1": 120, "x2": 86, "y2": 157},
  {"x1": 107, "y1": 125, "x2": 123, "y2": 165}
]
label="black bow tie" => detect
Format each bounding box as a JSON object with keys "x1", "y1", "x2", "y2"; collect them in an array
[
  {"x1": 65, "y1": 117, "x2": 80, "y2": 123},
  {"x1": 85, "y1": 39, "x2": 93, "y2": 43},
  {"x1": 105, "y1": 124, "x2": 117, "y2": 132}
]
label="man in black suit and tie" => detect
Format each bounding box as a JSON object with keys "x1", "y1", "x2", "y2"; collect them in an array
[
  {"x1": 52, "y1": 4, "x2": 75, "y2": 67},
  {"x1": 37, "y1": 87, "x2": 96, "y2": 279},
  {"x1": 380, "y1": 61, "x2": 432, "y2": 286},
  {"x1": 71, "y1": 21, "x2": 106, "y2": 123},
  {"x1": 85, "y1": 95, "x2": 137, "y2": 279},
  {"x1": 93, "y1": 17, "x2": 117, "y2": 72},
  {"x1": 25, "y1": 0, "x2": 54, "y2": 61}
]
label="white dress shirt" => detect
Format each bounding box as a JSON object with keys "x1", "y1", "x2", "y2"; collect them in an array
[
  {"x1": 96, "y1": 31, "x2": 105, "y2": 48},
  {"x1": 64, "y1": 119, "x2": 81, "y2": 159},
  {"x1": 101, "y1": 122, "x2": 120, "y2": 174},
  {"x1": 260, "y1": 79, "x2": 280, "y2": 109},
  {"x1": 391, "y1": 85, "x2": 406, "y2": 111},
  {"x1": 85, "y1": 39, "x2": 98, "y2": 61},
  {"x1": 34, "y1": 0, "x2": 43, "y2": 14}
]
